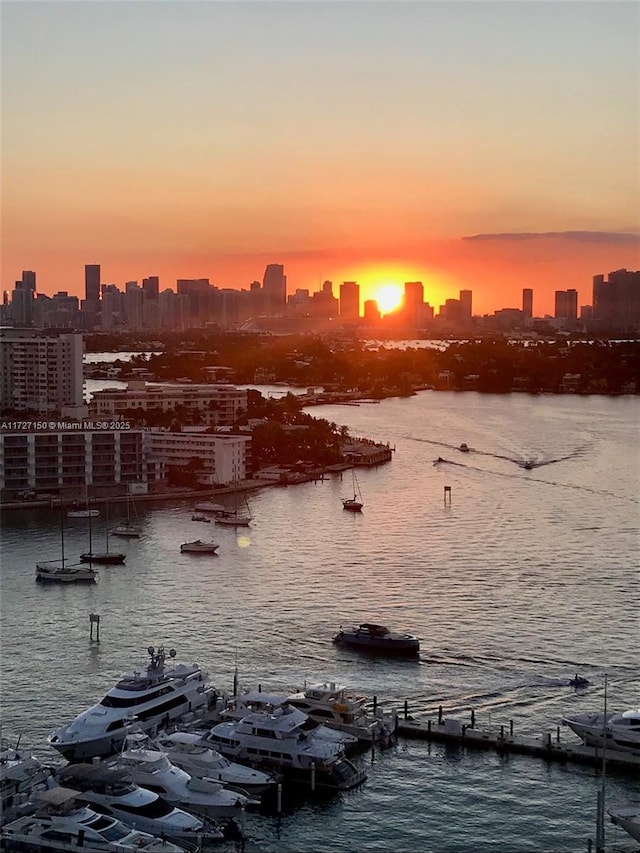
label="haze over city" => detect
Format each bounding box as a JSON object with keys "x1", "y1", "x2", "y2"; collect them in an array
[{"x1": 2, "y1": 0, "x2": 639, "y2": 315}]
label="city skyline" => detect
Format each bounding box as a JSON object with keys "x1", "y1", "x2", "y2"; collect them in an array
[{"x1": 3, "y1": 1, "x2": 640, "y2": 315}]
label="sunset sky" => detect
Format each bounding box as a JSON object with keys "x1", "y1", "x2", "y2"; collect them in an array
[{"x1": 2, "y1": 0, "x2": 639, "y2": 316}]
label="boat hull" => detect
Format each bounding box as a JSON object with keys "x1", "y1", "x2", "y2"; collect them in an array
[
  {"x1": 333, "y1": 632, "x2": 420, "y2": 656},
  {"x1": 80, "y1": 552, "x2": 126, "y2": 565}
]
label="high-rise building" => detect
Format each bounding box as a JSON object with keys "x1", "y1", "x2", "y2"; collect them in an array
[
  {"x1": 262, "y1": 264, "x2": 287, "y2": 315},
  {"x1": 0, "y1": 328, "x2": 85, "y2": 416},
  {"x1": 593, "y1": 269, "x2": 640, "y2": 330},
  {"x1": 363, "y1": 299, "x2": 381, "y2": 323},
  {"x1": 522, "y1": 288, "x2": 533, "y2": 322},
  {"x1": 339, "y1": 281, "x2": 360, "y2": 321},
  {"x1": 142, "y1": 276, "x2": 159, "y2": 300},
  {"x1": 555, "y1": 289, "x2": 578, "y2": 321},
  {"x1": 403, "y1": 281, "x2": 424, "y2": 327},
  {"x1": 459, "y1": 290, "x2": 472, "y2": 318},
  {"x1": 85, "y1": 265, "x2": 101, "y2": 306},
  {"x1": 21, "y1": 271, "x2": 36, "y2": 292}
]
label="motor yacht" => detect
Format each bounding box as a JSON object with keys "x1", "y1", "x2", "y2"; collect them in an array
[
  {"x1": 102, "y1": 734, "x2": 248, "y2": 823},
  {"x1": 180, "y1": 540, "x2": 219, "y2": 554},
  {"x1": 1, "y1": 739, "x2": 52, "y2": 825},
  {"x1": 333, "y1": 623, "x2": 420, "y2": 656},
  {"x1": 204, "y1": 705, "x2": 367, "y2": 790},
  {"x1": 609, "y1": 803, "x2": 640, "y2": 843},
  {"x1": 562, "y1": 708, "x2": 640, "y2": 755},
  {"x1": 0, "y1": 788, "x2": 185, "y2": 852},
  {"x1": 217, "y1": 690, "x2": 358, "y2": 748},
  {"x1": 48, "y1": 646, "x2": 216, "y2": 761},
  {"x1": 55, "y1": 764, "x2": 224, "y2": 848},
  {"x1": 286, "y1": 682, "x2": 398, "y2": 744},
  {"x1": 153, "y1": 731, "x2": 276, "y2": 795}
]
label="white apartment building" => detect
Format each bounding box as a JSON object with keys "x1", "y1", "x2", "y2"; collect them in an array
[
  {"x1": 89, "y1": 382, "x2": 247, "y2": 426},
  {"x1": 0, "y1": 328, "x2": 85, "y2": 417},
  {"x1": 146, "y1": 429, "x2": 251, "y2": 486},
  {"x1": 0, "y1": 428, "x2": 163, "y2": 492}
]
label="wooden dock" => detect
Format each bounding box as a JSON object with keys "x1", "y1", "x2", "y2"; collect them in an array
[{"x1": 394, "y1": 711, "x2": 640, "y2": 771}]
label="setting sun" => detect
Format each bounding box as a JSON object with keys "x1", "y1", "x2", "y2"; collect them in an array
[{"x1": 374, "y1": 284, "x2": 403, "y2": 314}]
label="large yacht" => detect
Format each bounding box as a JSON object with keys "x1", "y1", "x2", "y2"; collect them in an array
[
  {"x1": 217, "y1": 690, "x2": 358, "y2": 748},
  {"x1": 1, "y1": 739, "x2": 52, "y2": 825},
  {"x1": 562, "y1": 708, "x2": 640, "y2": 755},
  {"x1": 286, "y1": 682, "x2": 398, "y2": 744},
  {"x1": 49, "y1": 646, "x2": 216, "y2": 761},
  {"x1": 55, "y1": 764, "x2": 225, "y2": 847},
  {"x1": 153, "y1": 731, "x2": 276, "y2": 795},
  {"x1": 102, "y1": 733, "x2": 248, "y2": 823},
  {"x1": 204, "y1": 705, "x2": 367, "y2": 790},
  {"x1": 0, "y1": 788, "x2": 185, "y2": 852},
  {"x1": 333, "y1": 623, "x2": 420, "y2": 656}
]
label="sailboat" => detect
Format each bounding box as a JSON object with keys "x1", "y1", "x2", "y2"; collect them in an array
[
  {"x1": 111, "y1": 493, "x2": 141, "y2": 538},
  {"x1": 214, "y1": 481, "x2": 252, "y2": 527},
  {"x1": 36, "y1": 509, "x2": 98, "y2": 583},
  {"x1": 342, "y1": 468, "x2": 364, "y2": 512},
  {"x1": 80, "y1": 501, "x2": 126, "y2": 564}
]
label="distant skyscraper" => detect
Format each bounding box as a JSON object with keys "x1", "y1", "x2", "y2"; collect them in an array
[
  {"x1": 21, "y1": 270, "x2": 36, "y2": 292},
  {"x1": 143, "y1": 276, "x2": 159, "y2": 299},
  {"x1": 593, "y1": 269, "x2": 640, "y2": 330},
  {"x1": 85, "y1": 265, "x2": 101, "y2": 307},
  {"x1": 555, "y1": 289, "x2": 578, "y2": 321},
  {"x1": 363, "y1": 299, "x2": 381, "y2": 323},
  {"x1": 339, "y1": 281, "x2": 360, "y2": 321},
  {"x1": 459, "y1": 289, "x2": 472, "y2": 318},
  {"x1": 262, "y1": 264, "x2": 287, "y2": 315},
  {"x1": 522, "y1": 288, "x2": 533, "y2": 321}
]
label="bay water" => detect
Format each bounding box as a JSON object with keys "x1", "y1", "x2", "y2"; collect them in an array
[{"x1": 1, "y1": 390, "x2": 638, "y2": 851}]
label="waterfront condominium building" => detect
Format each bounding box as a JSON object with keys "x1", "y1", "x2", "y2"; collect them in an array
[
  {"x1": 145, "y1": 429, "x2": 252, "y2": 486},
  {"x1": 592, "y1": 269, "x2": 640, "y2": 330},
  {"x1": 522, "y1": 288, "x2": 533, "y2": 322},
  {"x1": 554, "y1": 289, "x2": 578, "y2": 321},
  {"x1": 0, "y1": 428, "x2": 163, "y2": 493},
  {"x1": 88, "y1": 381, "x2": 248, "y2": 426},
  {"x1": 339, "y1": 281, "x2": 360, "y2": 321},
  {"x1": 0, "y1": 328, "x2": 85, "y2": 417}
]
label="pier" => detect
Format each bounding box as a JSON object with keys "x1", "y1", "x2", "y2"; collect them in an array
[{"x1": 394, "y1": 705, "x2": 639, "y2": 770}]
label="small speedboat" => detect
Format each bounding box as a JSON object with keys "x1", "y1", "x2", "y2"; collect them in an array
[
  {"x1": 191, "y1": 514, "x2": 211, "y2": 523},
  {"x1": 180, "y1": 540, "x2": 220, "y2": 554},
  {"x1": 568, "y1": 674, "x2": 590, "y2": 689},
  {"x1": 67, "y1": 508, "x2": 100, "y2": 518},
  {"x1": 459, "y1": 443, "x2": 470, "y2": 452},
  {"x1": 333, "y1": 623, "x2": 420, "y2": 656}
]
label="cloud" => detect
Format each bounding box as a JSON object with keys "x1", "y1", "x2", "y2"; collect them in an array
[{"x1": 463, "y1": 231, "x2": 640, "y2": 244}]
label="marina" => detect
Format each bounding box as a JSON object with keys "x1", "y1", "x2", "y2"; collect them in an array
[{"x1": 1, "y1": 391, "x2": 639, "y2": 852}]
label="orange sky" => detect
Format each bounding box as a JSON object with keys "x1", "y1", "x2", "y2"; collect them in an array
[{"x1": 2, "y1": 2, "x2": 639, "y2": 317}]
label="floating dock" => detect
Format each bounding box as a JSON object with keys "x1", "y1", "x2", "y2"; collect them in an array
[{"x1": 394, "y1": 709, "x2": 639, "y2": 770}]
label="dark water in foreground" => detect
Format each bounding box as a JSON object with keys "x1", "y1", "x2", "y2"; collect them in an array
[{"x1": 1, "y1": 391, "x2": 639, "y2": 852}]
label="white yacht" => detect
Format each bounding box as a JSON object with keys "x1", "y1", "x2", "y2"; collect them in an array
[
  {"x1": 193, "y1": 502, "x2": 226, "y2": 514},
  {"x1": 0, "y1": 788, "x2": 185, "y2": 852},
  {"x1": 180, "y1": 540, "x2": 219, "y2": 554},
  {"x1": 286, "y1": 682, "x2": 398, "y2": 744},
  {"x1": 153, "y1": 731, "x2": 276, "y2": 795},
  {"x1": 562, "y1": 708, "x2": 640, "y2": 755},
  {"x1": 204, "y1": 705, "x2": 368, "y2": 790},
  {"x1": 1, "y1": 739, "x2": 52, "y2": 825},
  {"x1": 55, "y1": 764, "x2": 225, "y2": 847},
  {"x1": 218, "y1": 690, "x2": 358, "y2": 748},
  {"x1": 609, "y1": 803, "x2": 640, "y2": 843},
  {"x1": 49, "y1": 646, "x2": 216, "y2": 761},
  {"x1": 103, "y1": 734, "x2": 248, "y2": 823}
]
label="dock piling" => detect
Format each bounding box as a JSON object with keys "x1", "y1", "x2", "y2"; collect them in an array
[
  {"x1": 438, "y1": 706, "x2": 443, "y2": 724},
  {"x1": 89, "y1": 613, "x2": 100, "y2": 643},
  {"x1": 404, "y1": 700, "x2": 408, "y2": 720},
  {"x1": 470, "y1": 709, "x2": 475, "y2": 728}
]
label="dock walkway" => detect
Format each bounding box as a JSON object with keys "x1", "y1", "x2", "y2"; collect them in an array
[{"x1": 396, "y1": 712, "x2": 639, "y2": 770}]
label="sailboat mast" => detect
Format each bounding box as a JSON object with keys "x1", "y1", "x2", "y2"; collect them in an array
[
  {"x1": 595, "y1": 673, "x2": 608, "y2": 853},
  {"x1": 60, "y1": 507, "x2": 65, "y2": 568}
]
